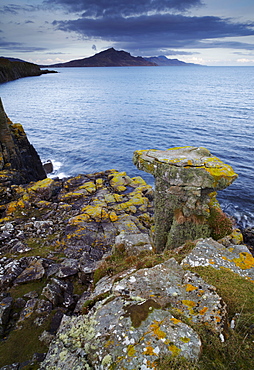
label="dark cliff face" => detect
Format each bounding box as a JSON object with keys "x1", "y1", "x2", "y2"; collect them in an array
[
  {"x1": 0, "y1": 58, "x2": 55, "y2": 83},
  {"x1": 0, "y1": 98, "x2": 46, "y2": 189}
]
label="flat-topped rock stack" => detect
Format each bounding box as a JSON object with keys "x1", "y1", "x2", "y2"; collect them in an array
[{"x1": 133, "y1": 146, "x2": 238, "y2": 252}]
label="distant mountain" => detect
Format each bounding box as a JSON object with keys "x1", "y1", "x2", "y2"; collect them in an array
[
  {"x1": 45, "y1": 48, "x2": 157, "y2": 68},
  {"x1": 144, "y1": 55, "x2": 199, "y2": 66}
]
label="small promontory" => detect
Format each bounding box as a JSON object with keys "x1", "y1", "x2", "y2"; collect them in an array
[{"x1": 0, "y1": 58, "x2": 57, "y2": 83}]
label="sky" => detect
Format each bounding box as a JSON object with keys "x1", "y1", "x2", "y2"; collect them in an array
[{"x1": 1, "y1": 0, "x2": 254, "y2": 66}]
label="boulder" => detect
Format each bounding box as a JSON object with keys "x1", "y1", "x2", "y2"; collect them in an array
[{"x1": 41, "y1": 296, "x2": 201, "y2": 370}]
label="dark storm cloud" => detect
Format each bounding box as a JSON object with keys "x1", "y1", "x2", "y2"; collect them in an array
[
  {"x1": 52, "y1": 13, "x2": 254, "y2": 53},
  {"x1": 45, "y1": 0, "x2": 203, "y2": 17}
]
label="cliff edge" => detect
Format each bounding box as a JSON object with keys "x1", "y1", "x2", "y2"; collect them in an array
[
  {"x1": 0, "y1": 58, "x2": 57, "y2": 83},
  {"x1": 0, "y1": 98, "x2": 46, "y2": 192}
]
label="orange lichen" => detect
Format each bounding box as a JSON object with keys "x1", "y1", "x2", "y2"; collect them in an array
[
  {"x1": 185, "y1": 284, "x2": 198, "y2": 292},
  {"x1": 150, "y1": 320, "x2": 167, "y2": 339},
  {"x1": 199, "y1": 307, "x2": 208, "y2": 315},
  {"x1": 144, "y1": 346, "x2": 157, "y2": 356},
  {"x1": 170, "y1": 318, "x2": 182, "y2": 325}
]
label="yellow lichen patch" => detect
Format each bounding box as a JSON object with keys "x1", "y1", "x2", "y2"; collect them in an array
[
  {"x1": 233, "y1": 252, "x2": 254, "y2": 270},
  {"x1": 170, "y1": 318, "x2": 182, "y2": 325},
  {"x1": 58, "y1": 191, "x2": 85, "y2": 202},
  {"x1": 182, "y1": 300, "x2": 196, "y2": 308},
  {"x1": 185, "y1": 284, "x2": 198, "y2": 292},
  {"x1": 109, "y1": 211, "x2": 118, "y2": 222},
  {"x1": 199, "y1": 307, "x2": 208, "y2": 315},
  {"x1": 127, "y1": 344, "x2": 136, "y2": 357},
  {"x1": 95, "y1": 178, "x2": 104, "y2": 188},
  {"x1": 168, "y1": 344, "x2": 181, "y2": 357},
  {"x1": 81, "y1": 205, "x2": 110, "y2": 221},
  {"x1": 104, "y1": 339, "x2": 115, "y2": 348},
  {"x1": 150, "y1": 320, "x2": 167, "y2": 339},
  {"x1": 28, "y1": 178, "x2": 54, "y2": 192},
  {"x1": 35, "y1": 200, "x2": 52, "y2": 208},
  {"x1": 69, "y1": 213, "x2": 91, "y2": 225},
  {"x1": 204, "y1": 160, "x2": 238, "y2": 188},
  {"x1": 129, "y1": 176, "x2": 147, "y2": 187},
  {"x1": 104, "y1": 194, "x2": 116, "y2": 203},
  {"x1": 180, "y1": 337, "x2": 190, "y2": 343},
  {"x1": 209, "y1": 259, "x2": 215, "y2": 264},
  {"x1": 78, "y1": 181, "x2": 96, "y2": 194},
  {"x1": 230, "y1": 229, "x2": 244, "y2": 244},
  {"x1": 109, "y1": 171, "x2": 131, "y2": 191},
  {"x1": 6, "y1": 198, "x2": 26, "y2": 215},
  {"x1": 221, "y1": 256, "x2": 229, "y2": 261},
  {"x1": 117, "y1": 185, "x2": 127, "y2": 192}
]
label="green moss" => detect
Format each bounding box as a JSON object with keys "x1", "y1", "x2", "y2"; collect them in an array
[
  {"x1": 208, "y1": 207, "x2": 233, "y2": 240},
  {"x1": 0, "y1": 311, "x2": 50, "y2": 367},
  {"x1": 123, "y1": 299, "x2": 161, "y2": 327},
  {"x1": 156, "y1": 355, "x2": 199, "y2": 370},
  {"x1": 9, "y1": 278, "x2": 47, "y2": 299}
]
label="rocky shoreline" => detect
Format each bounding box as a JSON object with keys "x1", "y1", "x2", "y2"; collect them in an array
[{"x1": 0, "y1": 101, "x2": 253, "y2": 369}]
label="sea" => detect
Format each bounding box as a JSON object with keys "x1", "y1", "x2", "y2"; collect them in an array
[{"x1": 0, "y1": 66, "x2": 253, "y2": 228}]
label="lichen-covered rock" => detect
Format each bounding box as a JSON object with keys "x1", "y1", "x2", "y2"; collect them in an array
[
  {"x1": 40, "y1": 296, "x2": 201, "y2": 370},
  {"x1": 114, "y1": 231, "x2": 153, "y2": 256},
  {"x1": 133, "y1": 146, "x2": 237, "y2": 251},
  {"x1": 181, "y1": 238, "x2": 254, "y2": 282}
]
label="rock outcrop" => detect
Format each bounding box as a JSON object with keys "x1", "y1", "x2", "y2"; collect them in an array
[
  {"x1": 133, "y1": 147, "x2": 238, "y2": 252},
  {"x1": 0, "y1": 58, "x2": 57, "y2": 83},
  {"x1": 0, "y1": 98, "x2": 46, "y2": 194}
]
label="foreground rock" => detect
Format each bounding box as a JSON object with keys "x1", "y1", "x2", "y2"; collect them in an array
[
  {"x1": 41, "y1": 236, "x2": 254, "y2": 370},
  {"x1": 133, "y1": 147, "x2": 238, "y2": 252}
]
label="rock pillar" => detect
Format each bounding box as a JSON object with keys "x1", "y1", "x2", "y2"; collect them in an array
[{"x1": 133, "y1": 146, "x2": 238, "y2": 252}]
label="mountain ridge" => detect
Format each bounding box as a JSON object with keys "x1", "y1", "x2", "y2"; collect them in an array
[{"x1": 43, "y1": 48, "x2": 200, "y2": 68}]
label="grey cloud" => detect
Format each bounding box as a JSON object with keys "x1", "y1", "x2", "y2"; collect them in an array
[
  {"x1": 52, "y1": 13, "x2": 254, "y2": 54},
  {"x1": 45, "y1": 0, "x2": 203, "y2": 16},
  {"x1": 0, "y1": 39, "x2": 47, "y2": 52},
  {"x1": 0, "y1": 4, "x2": 39, "y2": 14}
]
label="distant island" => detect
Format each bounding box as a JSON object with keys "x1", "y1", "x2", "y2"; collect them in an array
[
  {"x1": 0, "y1": 48, "x2": 200, "y2": 83},
  {"x1": 44, "y1": 48, "x2": 200, "y2": 68},
  {"x1": 0, "y1": 57, "x2": 57, "y2": 84}
]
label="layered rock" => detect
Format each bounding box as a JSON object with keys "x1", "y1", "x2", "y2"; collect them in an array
[
  {"x1": 133, "y1": 146, "x2": 238, "y2": 252},
  {"x1": 0, "y1": 98, "x2": 46, "y2": 195}
]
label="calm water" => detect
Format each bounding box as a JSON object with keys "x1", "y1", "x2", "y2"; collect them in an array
[{"x1": 0, "y1": 66, "x2": 254, "y2": 226}]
